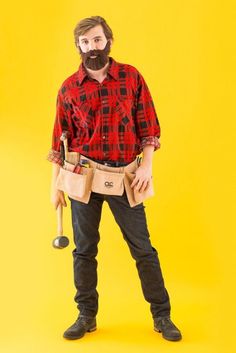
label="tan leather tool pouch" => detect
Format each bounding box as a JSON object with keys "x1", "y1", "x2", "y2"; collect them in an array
[
  {"x1": 56, "y1": 160, "x2": 93, "y2": 203},
  {"x1": 91, "y1": 168, "x2": 125, "y2": 195},
  {"x1": 124, "y1": 171, "x2": 154, "y2": 206}
]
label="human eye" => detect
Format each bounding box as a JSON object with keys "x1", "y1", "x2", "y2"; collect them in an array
[{"x1": 81, "y1": 39, "x2": 88, "y2": 45}]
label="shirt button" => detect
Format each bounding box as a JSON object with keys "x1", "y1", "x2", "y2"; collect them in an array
[
  {"x1": 101, "y1": 100, "x2": 106, "y2": 104},
  {"x1": 102, "y1": 135, "x2": 106, "y2": 139}
]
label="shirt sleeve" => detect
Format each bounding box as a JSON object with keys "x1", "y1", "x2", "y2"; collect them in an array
[
  {"x1": 140, "y1": 136, "x2": 161, "y2": 150},
  {"x1": 46, "y1": 88, "x2": 74, "y2": 166},
  {"x1": 134, "y1": 72, "x2": 161, "y2": 151}
]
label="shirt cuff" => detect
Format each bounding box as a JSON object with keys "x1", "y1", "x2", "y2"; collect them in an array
[
  {"x1": 46, "y1": 149, "x2": 63, "y2": 166},
  {"x1": 140, "y1": 136, "x2": 161, "y2": 151}
]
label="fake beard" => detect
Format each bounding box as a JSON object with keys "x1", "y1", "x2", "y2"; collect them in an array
[{"x1": 79, "y1": 40, "x2": 111, "y2": 70}]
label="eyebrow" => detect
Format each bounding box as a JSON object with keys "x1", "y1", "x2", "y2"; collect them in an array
[{"x1": 80, "y1": 36, "x2": 103, "y2": 42}]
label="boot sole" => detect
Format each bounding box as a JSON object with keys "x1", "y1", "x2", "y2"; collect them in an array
[
  {"x1": 63, "y1": 326, "x2": 97, "y2": 340},
  {"x1": 154, "y1": 327, "x2": 182, "y2": 341}
]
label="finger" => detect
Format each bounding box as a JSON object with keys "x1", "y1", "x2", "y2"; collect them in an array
[
  {"x1": 140, "y1": 180, "x2": 148, "y2": 193},
  {"x1": 130, "y1": 176, "x2": 139, "y2": 188},
  {"x1": 60, "y1": 196, "x2": 67, "y2": 207},
  {"x1": 141, "y1": 179, "x2": 150, "y2": 192},
  {"x1": 135, "y1": 179, "x2": 144, "y2": 192},
  {"x1": 146, "y1": 178, "x2": 152, "y2": 190}
]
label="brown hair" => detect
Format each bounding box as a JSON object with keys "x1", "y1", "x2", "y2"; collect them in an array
[{"x1": 74, "y1": 16, "x2": 114, "y2": 46}]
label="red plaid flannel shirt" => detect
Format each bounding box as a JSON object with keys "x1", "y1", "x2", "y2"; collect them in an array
[{"x1": 47, "y1": 56, "x2": 161, "y2": 166}]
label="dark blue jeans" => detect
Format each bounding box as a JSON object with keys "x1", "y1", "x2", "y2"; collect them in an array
[{"x1": 68, "y1": 190, "x2": 171, "y2": 319}]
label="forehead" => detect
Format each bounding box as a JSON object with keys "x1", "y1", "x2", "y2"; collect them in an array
[{"x1": 79, "y1": 25, "x2": 106, "y2": 41}]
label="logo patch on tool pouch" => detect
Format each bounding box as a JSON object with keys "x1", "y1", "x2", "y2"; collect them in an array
[{"x1": 104, "y1": 181, "x2": 113, "y2": 188}]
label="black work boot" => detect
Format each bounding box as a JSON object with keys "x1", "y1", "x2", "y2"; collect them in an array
[
  {"x1": 63, "y1": 315, "x2": 97, "y2": 340},
  {"x1": 154, "y1": 316, "x2": 182, "y2": 341}
]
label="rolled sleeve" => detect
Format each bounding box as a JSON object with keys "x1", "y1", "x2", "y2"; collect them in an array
[
  {"x1": 140, "y1": 136, "x2": 161, "y2": 151},
  {"x1": 47, "y1": 86, "x2": 74, "y2": 165},
  {"x1": 134, "y1": 72, "x2": 161, "y2": 150},
  {"x1": 46, "y1": 149, "x2": 63, "y2": 166}
]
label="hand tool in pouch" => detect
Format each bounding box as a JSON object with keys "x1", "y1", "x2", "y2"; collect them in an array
[
  {"x1": 52, "y1": 203, "x2": 69, "y2": 249},
  {"x1": 60, "y1": 130, "x2": 69, "y2": 163}
]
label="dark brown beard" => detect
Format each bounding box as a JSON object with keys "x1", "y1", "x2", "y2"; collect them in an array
[{"x1": 79, "y1": 40, "x2": 111, "y2": 70}]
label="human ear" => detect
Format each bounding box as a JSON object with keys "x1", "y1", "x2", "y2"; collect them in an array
[{"x1": 77, "y1": 43, "x2": 83, "y2": 53}]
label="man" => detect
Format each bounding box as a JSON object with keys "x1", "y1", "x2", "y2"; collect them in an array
[{"x1": 47, "y1": 16, "x2": 182, "y2": 342}]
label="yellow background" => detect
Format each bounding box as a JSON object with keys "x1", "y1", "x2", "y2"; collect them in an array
[{"x1": 0, "y1": 1, "x2": 235, "y2": 352}]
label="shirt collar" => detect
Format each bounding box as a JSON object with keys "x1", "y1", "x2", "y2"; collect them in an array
[{"x1": 77, "y1": 56, "x2": 119, "y2": 85}]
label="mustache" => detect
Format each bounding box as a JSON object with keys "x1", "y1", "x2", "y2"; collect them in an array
[
  {"x1": 81, "y1": 40, "x2": 111, "y2": 59},
  {"x1": 87, "y1": 49, "x2": 103, "y2": 57},
  {"x1": 79, "y1": 40, "x2": 111, "y2": 70}
]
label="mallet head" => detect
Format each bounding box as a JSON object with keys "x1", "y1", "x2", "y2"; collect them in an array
[{"x1": 52, "y1": 235, "x2": 69, "y2": 249}]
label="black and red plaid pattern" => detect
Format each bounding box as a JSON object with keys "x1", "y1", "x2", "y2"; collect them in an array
[{"x1": 47, "y1": 56, "x2": 161, "y2": 165}]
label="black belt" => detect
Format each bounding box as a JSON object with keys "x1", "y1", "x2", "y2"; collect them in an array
[{"x1": 81, "y1": 155, "x2": 130, "y2": 167}]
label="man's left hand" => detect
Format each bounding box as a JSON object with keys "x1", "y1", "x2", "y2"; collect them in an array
[{"x1": 130, "y1": 164, "x2": 152, "y2": 193}]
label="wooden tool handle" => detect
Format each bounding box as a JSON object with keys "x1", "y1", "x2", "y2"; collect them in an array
[
  {"x1": 60, "y1": 131, "x2": 69, "y2": 162},
  {"x1": 64, "y1": 138, "x2": 69, "y2": 162},
  {"x1": 57, "y1": 203, "x2": 63, "y2": 236}
]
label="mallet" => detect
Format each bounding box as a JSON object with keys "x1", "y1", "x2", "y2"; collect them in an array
[{"x1": 52, "y1": 203, "x2": 69, "y2": 249}]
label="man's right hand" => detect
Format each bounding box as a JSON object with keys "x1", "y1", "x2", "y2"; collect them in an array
[{"x1": 51, "y1": 189, "x2": 67, "y2": 210}]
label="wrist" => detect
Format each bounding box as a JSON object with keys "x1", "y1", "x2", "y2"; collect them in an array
[
  {"x1": 140, "y1": 161, "x2": 152, "y2": 170},
  {"x1": 140, "y1": 163, "x2": 152, "y2": 173}
]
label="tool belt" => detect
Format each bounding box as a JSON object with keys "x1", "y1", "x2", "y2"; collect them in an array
[{"x1": 56, "y1": 150, "x2": 154, "y2": 208}]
